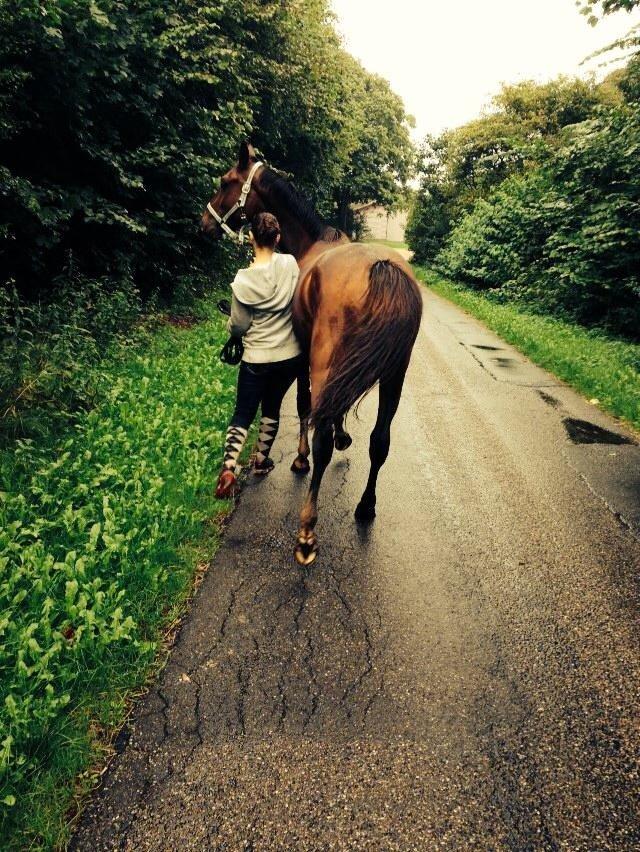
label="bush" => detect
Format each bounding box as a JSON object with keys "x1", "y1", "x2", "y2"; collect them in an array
[
  {"x1": 0, "y1": 274, "x2": 143, "y2": 441},
  {"x1": 0, "y1": 0, "x2": 254, "y2": 301},
  {"x1": 406, "y1": 184, "x2": 451, "y2": 265},
  {"x1": 437, "y1": 102, "x2": 640, "y2": 338}
]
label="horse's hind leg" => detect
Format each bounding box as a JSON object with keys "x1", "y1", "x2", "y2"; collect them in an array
[
  {"x1": 291, "y1": 362, "x2": 311, "y2": 475},
  {"x1": 333, "y1": 414, "x2": 352, "y2": 451},
  {"x1": 355, "y1": 369, "x2": 406, "y2": 522},
  {"x1": 295, "y1": 422, "x2": 334, "y2": 565}
]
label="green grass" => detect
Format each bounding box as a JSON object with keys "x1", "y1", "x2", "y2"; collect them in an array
[
  {"x1": 0, "y1": 303, "x2": 246, "y2": 849},
  {"x1": 365, "y1": 238, "x2": 409, "y2": 251},
  {"x1": 417, "y1": 268, "x2": 640, "y2": 433}
]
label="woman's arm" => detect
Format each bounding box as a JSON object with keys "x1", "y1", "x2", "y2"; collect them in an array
[{"x1": 227, "y1": 294, "x2": 253, "y2": 338}]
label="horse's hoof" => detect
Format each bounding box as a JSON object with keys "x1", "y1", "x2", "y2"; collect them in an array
[
  {"x1": 355, "y1": 501, "x2": 376, "y2": 522},
  {"x1": 334, "y1": 432, "x2": 352, "y2": 451},
  {"x1": 291, "y1": 456, "x2": 310, "y2": 475},
  {"x1": 294, "y1": 533, "x2": 318, "y2": 566}
]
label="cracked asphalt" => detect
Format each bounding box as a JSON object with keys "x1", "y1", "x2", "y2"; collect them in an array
[{"x1": 71, "y1": 289, "x2": 640, "y2": 851}]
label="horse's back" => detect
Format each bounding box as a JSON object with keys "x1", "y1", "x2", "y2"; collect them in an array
[
  {"x1": 295, "y1": 242, "x2": 415, "y2": 330},
  {"x1": 293, "y1": 240, "x2": 419, "y2": 375},
  {"x1": 314, "y1": 241, "x2": 414, "y2": 289}
]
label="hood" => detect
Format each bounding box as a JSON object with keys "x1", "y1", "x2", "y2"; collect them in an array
[{"x1": 231, "y1": 254, "x2": 299, "y2": 311}]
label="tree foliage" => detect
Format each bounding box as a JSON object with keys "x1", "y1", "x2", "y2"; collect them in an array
[
  {"x1": 579, "y1": 0, "x2": 640, "y2": 22},
  {"x1": 407, "y1": 76, "x2": 610, "y2": 264},
  {"x1": 408, "y1": 57, "x2": 640, "y2": 337},
  {"x1": 438, "y1": 95, "x2": 640, "y2": 336},
  {"x1": 0, "y1": 0, "x2": 414, "y2": 303},
  {"x1": 330, "y1": 64, "x2": 415, "y2": 230}
]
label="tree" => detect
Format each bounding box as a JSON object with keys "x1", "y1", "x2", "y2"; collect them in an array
[
  {"x1": 0, "y1": 0, "x2": 416, "y2": 308},
  {"x1": 579, "y1": 0, "x2": 640, "y2": 23},
  {"x1": 437, "y1": 100, "x2": 640, "y2": 337},
  {"x1": 405, "y1": 136, "x2": 457, "y2": 263},
  {"x1": 0, "y1": 0, "x2": 262, "y2": 301},
  {"x1": 331, "y1": 62, "x2": 416, "y2": 231},
  {"x1": 406, "y1": 76, "x2": 608, "y2": 261}
]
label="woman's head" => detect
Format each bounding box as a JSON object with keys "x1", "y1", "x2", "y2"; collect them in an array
[{"x1": 251, "y1": 212, "x2": 281, "y2": 249}]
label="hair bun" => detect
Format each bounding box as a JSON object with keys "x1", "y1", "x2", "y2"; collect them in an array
[{"x1": 251, "y1": 212, "x2": 281, "y2": 248}]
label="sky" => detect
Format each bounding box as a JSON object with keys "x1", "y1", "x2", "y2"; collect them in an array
[{"x1": 331, "y1": 0, "x2": 640, "y2": 140}]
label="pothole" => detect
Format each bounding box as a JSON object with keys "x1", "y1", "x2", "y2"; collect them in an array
[
  {"x1": 563, "y1": 417, "x2": 635, "y2": 446},
  {"x1": 538, "y1": 391, "x2": 561, "y2": 409}
]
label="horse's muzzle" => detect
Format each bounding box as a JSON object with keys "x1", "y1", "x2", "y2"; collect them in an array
[{"x1": 200, "y1": 214, "x2": 222, "y2": 239}]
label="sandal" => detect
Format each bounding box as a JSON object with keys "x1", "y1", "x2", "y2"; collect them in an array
[
  {"x1": 215, "y1": 468, "x2": 237, "y2": 498},
  {"x1": 254, "y1": 457, "x2": 275, "y2": 475}
]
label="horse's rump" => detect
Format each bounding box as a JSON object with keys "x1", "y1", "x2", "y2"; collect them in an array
[{"x1": 311, "y1": 258, "x2": 422, "y2": 428}]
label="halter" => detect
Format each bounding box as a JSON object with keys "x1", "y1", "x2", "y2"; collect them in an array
[{"x1": 207, "y1": 160, "x2": 263, "y2": 245}]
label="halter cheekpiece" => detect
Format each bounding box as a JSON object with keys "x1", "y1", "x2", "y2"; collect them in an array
[{"x1": 207, "y1": 161, "x2": 263, "y2": 245}]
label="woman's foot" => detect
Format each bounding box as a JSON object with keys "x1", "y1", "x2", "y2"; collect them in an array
[
  {"x1": 215, "y1": 468, "x2": 237, "y2": 498},
  {"x1": 254, "y1": 456, "x2": 275, "y2": 475}
]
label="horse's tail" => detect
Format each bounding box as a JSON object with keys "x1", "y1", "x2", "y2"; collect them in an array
[{"x1": 311, "y1": 260, "x2": 423, "y2": 429}]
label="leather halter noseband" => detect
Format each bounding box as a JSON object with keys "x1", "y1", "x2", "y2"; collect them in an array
[{"x1": 207, "y1": 160, "x2": 263, "y2": 245}]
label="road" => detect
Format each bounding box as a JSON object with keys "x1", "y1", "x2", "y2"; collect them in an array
[{"x1": 72, "y1": 288, "x2": 640, "y2": 851}]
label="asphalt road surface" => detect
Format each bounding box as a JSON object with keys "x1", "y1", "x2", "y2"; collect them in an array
[{"x1": 72, "y1": 288, "x2": 640, "y2": 851}]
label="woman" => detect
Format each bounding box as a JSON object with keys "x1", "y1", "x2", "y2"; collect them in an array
[{"x1": 215, "y1": 212, "x2": 302, "y2": 498}]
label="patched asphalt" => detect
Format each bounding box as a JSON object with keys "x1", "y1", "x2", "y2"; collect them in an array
[{"x1": 71, "y1": 289, "x2": 640, "y2": 851}]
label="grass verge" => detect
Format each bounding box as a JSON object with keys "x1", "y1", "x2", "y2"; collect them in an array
[
  {"x1": 417, "y1": 268, "x2": 640, "y2": 433},
  {"x1": 0, "y1": 302, "x2": 245, "y2": 849}
]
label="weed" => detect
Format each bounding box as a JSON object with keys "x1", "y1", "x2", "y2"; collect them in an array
[{"x1": 0, "y1": 304, "x2": 243, "y2": 848}]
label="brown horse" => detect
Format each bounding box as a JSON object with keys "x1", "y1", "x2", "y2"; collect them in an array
[{"x1": 201, "y1": 142, "x2": 422, "y2": 565}]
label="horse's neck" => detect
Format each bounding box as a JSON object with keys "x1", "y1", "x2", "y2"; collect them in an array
[
  {"x1": 272, "y1": 209, "x2": 316, "y2": 261},
  {"x1": 252, "y1": 170, "x2": 319, "y2": 262}
]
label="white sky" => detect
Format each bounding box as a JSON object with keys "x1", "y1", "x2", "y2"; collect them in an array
[{"x1": 331, "y1": 0, "x2": 640, "y2": 139}]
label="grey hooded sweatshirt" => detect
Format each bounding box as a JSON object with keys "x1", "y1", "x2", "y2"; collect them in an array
[{"x1": 227, "y1": 253, "x2": 301, "y2": 363}]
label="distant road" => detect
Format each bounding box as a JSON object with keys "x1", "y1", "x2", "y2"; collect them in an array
[
  {"x1": 365, "y1": 238, "x2": 413, "y2": 262},
  {"x1": 73, "y1": 287, "x2": 640, "y2": 850}
]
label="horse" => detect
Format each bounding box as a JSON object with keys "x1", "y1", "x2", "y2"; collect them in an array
[{"x1": 201, "y1": 141, "x2": 423, "y2": 565}]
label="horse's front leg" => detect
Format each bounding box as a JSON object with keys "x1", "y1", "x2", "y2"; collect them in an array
[
  {"x1": 291, "y1": 362, "x2": 311, "y2": 475},
  {"x1": 295, "y1": 422, "x2": 334, "y2": 565},
  {"x1": 355, "y1": 369, "x2": 406, "y2": 522}
]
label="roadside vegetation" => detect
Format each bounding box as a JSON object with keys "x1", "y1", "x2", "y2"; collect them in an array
[
  {"x1": 407, "y1": 1, "x2": 640, "y2": 341},
  {"x1": 0, "y1": 308, "x2": 248, "y2": 848},
  {"x1": 419, "y1": 268, "x2": 640, "y2": 433}
]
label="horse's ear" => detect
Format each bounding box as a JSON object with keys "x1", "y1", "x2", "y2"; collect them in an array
[{"x1": 238, "y1": 140, "x2": 256, "y2": 170}]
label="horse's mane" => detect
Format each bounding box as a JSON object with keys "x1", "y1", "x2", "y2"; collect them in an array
[{"x1": 259, "y1": 167, "x2": 344, "y2": 243}]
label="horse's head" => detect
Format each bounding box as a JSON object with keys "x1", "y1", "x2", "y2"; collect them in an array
[{"x1": 200, "y1": 141, "x2": 265, "y2": 242}]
